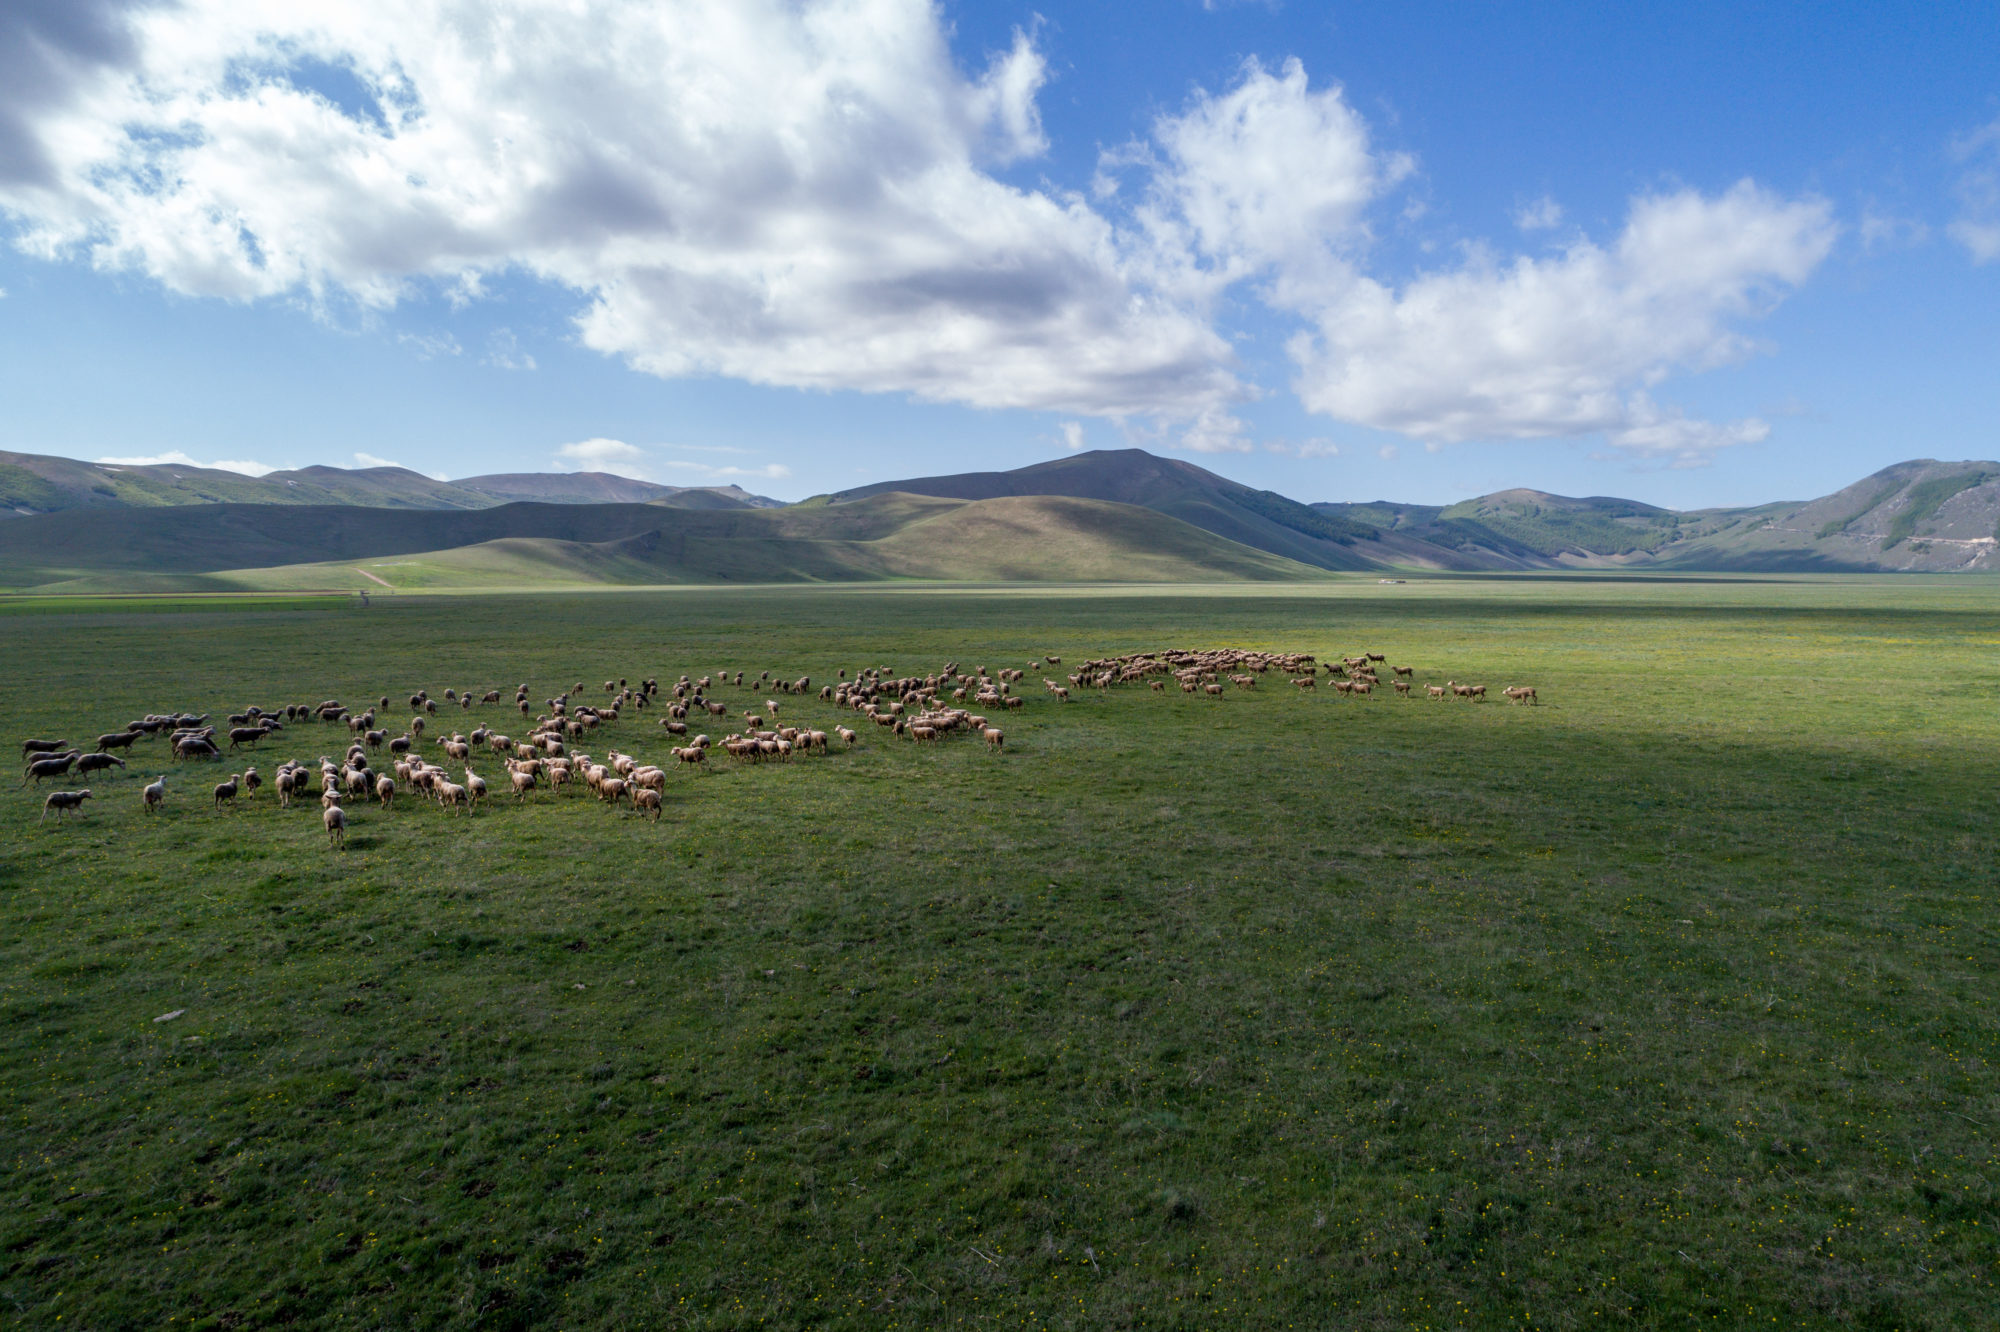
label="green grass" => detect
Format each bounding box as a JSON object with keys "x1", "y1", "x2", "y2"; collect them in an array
[{"x1": 2, "y1": 577, "x2": 1997, "y2": 1328}]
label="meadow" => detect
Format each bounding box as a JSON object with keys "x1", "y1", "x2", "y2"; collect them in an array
[{"x1": 2, "y1": 576, "x2": 1996, "y2": 1329}]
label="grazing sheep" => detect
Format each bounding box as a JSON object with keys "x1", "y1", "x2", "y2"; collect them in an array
[
  {"x1": 22, "y1": 751, "x2": 81, "y2": 785},
  {"x1": 142, "y1": 775, "x2": 167, "y2": 812},
  {"x1": 75, "y1": 752, "x2": 126, "y2": 778},
  {"x1": 41, "y1": 789, "x2": 92, "y2": 821},
  {"x1": 213, "y1": 774, "x2": 241, "y2": 809},
  {"x1": 324, "y1": 803, "x2": 347, "y2": 847}
]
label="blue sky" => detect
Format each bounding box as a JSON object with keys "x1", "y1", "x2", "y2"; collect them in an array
[{"x1": 0, "y1": 0, "x2": 1993, "y2": 507}]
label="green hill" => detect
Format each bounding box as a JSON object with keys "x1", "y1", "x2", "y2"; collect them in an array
[
  {"x1": 18, "y1": 493, "x2": 1326, "y2": 592},
  {"x1": 827, "y1": 448, "x2": 1387, "y2": 571}
]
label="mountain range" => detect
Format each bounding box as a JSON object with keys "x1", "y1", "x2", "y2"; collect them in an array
[
  {"x1": 0, "y1": 446, "x2": 1993, "y2": 592},
  {"x1": 0, "y1": 449, "x2": 782, "y2": 516}
]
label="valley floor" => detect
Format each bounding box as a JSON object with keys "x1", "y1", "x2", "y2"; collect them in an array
[{"x1": 2, "y1": 578, "x2": 1996, "y2": 1328}]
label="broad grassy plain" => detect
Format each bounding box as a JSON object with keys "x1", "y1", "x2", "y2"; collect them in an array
[{"x1": 2, "y1": 577, "x2": 1996, "y2": 1329}]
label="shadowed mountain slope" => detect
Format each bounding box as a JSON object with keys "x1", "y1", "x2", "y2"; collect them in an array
[{"x1": 9, "y1": 492, "x2": 1326, "y2": 592}]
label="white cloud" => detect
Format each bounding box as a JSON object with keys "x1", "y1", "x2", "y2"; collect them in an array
[
  {"x1": 96, "y1": 449, "x2": 276, "y2": 477},
  {"x1": 484, "y1": 328, "x2": 535, "y2": 372},
  {"x1": 1600, "y1": 393, "x2": 1768, "y2": 468},
  {"x1": 1859, "y1": 209, "x2": 1928, "y2": 252},
  {"x1": 1948, "y1": 118, "x2": 2000, "y2": 264},
  {"x1": 1514, "y1": 196, "x2": 1563, "y2": 231},
  {"x1": 658, "y1": 459, "x2": 792, "y2": 482},
  {"x1": 555, "y1": 438, "x2": 649, "y2": 477},
  {"x1": 0, "y1": 0, "x2": 1239, "y2": 439},
  {"x1": 1059, "y1": 420, "x2": 1086, "y2": 451},
  {"x1": 397, "y1": 331, "x2": 462, "y2": 360},
  {"x1": 1376, "y1": 444, "x2": 1399, "y2": 461},
  {"x1": 551, "y1": 437, "x2": 789, "y2": 484},
  {"x1": 1262, "y1": 437, "x2": 1339, "y2": 459},
  {"x1": 1130, "y1": 56, "x2": 1408, "y2": 305},
  {"x1": 0, "y1": 9, "x2": 1835, "y2": 466},
  {"x1": 354, "y1": 450, "x2": 449, "y2": 480},
  {"x1": 1286, "y1": 182, "x2": 1836, "y2": 462}
]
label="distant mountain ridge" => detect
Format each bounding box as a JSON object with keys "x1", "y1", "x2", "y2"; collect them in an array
[
  {"x1": 1314, "y1": 459, "x2": 2000, "y2": 572},
  {"x1": 0, "y1": 450, "x2": 782, "y2": 516},
  {"x1": 0, "y1": 446, "x2": 1994, "y2": 589},
  {"x1": 0, "y1": 493, "x2": 1320, "y2": 592}
]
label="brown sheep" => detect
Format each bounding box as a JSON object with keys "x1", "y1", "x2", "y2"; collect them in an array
[
  {"x1": 1392, "y1": 665, "x2": 1414, "y2": 678},
  {"x1": 1504, "y1": 685, "x2": 1539, "y2": 705},
  {"x1": 1393, "y1": 679, "x2": 1411, "y2": 696},
  {"x1": 21, "y1": 738, "x2": 69, "y2": 757},
  {"x1": 96, "y1": 730, "x2": 141, "y2": 752},
  {"x1": 983, "y1": 727, "x2": 1004, "y2": 749},
  {"x1": 213, "y1": 774, "x2": 240, "y2": 809},
  {"x1": 1426, "y1": 684, "x2": 1446, "y2": 699},
  {"x1": 22, "y1": 751, "x2": 81, "y2": 785},
  {"x1": 633, "y1": 788, "x2": 662, "y2": 820},
  {"x1": 75, "y1": 752, "x2": 126, "y2": 778},
  {"x1": 41, "y1": 789, "x2": 91, "y2": 821}
]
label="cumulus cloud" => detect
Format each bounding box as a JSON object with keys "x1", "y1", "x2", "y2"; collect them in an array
[
  {"x1": 1, "y1": 8, "x2": 1834, "y2": 465},
  {"x1": 97, "y1": 449, "x2": 276, "y2": 476},
  {"x1": 1948, "y1": 118, "x2": 2000, "y2": 263},
  {"x1": 354, "y1": 450, "x2": 448, "y2": 479},
  {"x1": 0, "y1": 0, "x2": 1237, "y2": 442},
  {"x1": 1286, "y1": 182, "x2": 1836, "y2": 461},
  {"x1": 1059, "y1": 420, "x2": 1086, "y2": 451},
  {"x1": 1127, "y1": 57, "x2": 1408, "y2": 305},
  {"x1": 555, "y1": 438, "x2": 649, "y2": 475}
]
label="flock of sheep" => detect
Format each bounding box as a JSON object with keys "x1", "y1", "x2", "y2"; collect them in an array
[
  {"x1": 21, "y1": 650, "x2": 1536, "y2": 842},
  {"x1": 1052, "y1": 647, "x2": 1536, "y2": 705}
]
